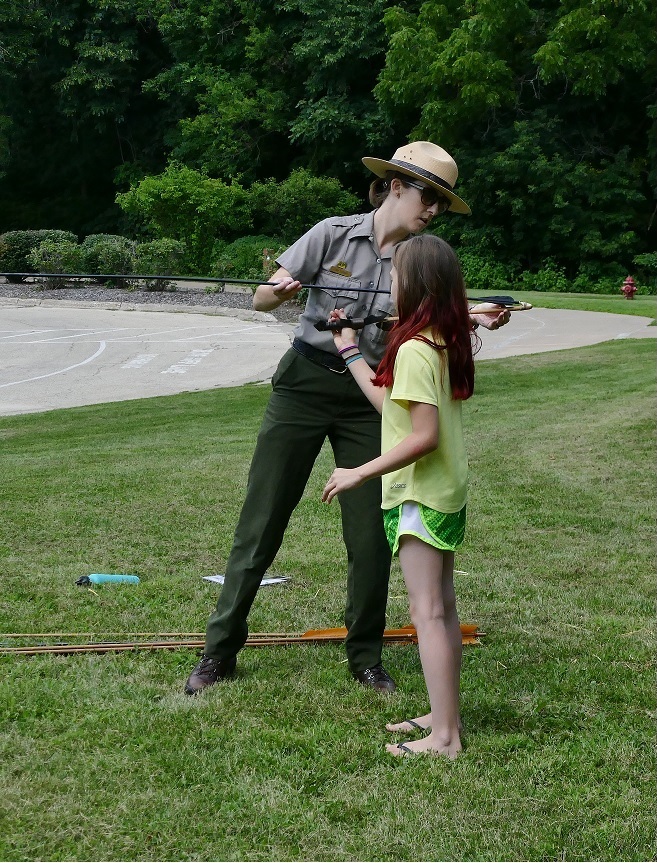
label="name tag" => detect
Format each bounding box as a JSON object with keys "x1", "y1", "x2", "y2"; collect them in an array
[{"x1": 329, "y1": 262, "x2": 352, "y2": 277}]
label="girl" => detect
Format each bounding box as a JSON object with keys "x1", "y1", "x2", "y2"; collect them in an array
[{"x1": 322, "y1": 233, "x2": 476, "y2": 759}]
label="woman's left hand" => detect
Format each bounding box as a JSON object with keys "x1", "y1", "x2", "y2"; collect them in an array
[
  {"x1": 469, "y1": 303, "x2": 511, "y2": 330},
  {"x1": 322, "y1": 467, "x2": 364, "y2": 503}
]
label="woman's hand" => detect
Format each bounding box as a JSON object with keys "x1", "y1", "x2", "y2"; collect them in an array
[
  {"x1": 328, "y1": 309, "x2": 358, "y2": 351},
  {"x1": 469, "y1": 302, "x2": 511, "y2": 330},
  {"x1": 322, "y1": 467, "x2": 365, "y2": 503},
  {"x1": 253, "y1": 267, "x2": 302, "y2": 311},
  {"x1": 271, "y1": 276, "x2": 302, "y2": 301}
]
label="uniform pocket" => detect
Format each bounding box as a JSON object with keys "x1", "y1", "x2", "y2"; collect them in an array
[
  {"x1": 312, "y1": 269, "x2": 362, "y2": 318},
  {"x1": 369, "y1": 299, "x2": 397, "y2": 347},
  {"x1": 271, "y1": 349, "x2": 297, "y2": 390}
]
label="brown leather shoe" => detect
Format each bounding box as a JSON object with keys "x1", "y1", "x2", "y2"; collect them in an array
[
  {"x1": 352, "y1": 664, "x2": 397, "y2": 693},
  {"x1": 184, "y1": 655, "x2": 236, "y2": 695}
]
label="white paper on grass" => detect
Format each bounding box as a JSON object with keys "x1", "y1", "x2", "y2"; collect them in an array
[{"x1": 203, "y1": 574, "x2": 289, "y2": 586}]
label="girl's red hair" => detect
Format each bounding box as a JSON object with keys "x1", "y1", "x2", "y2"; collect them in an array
[{"x1": 373, "y1": 234, "x2": 477, "y2": 400}]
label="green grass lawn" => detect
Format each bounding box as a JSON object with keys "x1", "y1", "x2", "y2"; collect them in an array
[{"x1": 0, "y1": 336, "x2": 655, "y2": 861}]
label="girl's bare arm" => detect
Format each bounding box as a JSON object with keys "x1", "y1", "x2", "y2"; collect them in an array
[
  {"x1": 322, "y1": 401, "x2": 438, "y2": 503},
  {"x1": 329, "y1": 312, "x2": 385, "y2": 413}
]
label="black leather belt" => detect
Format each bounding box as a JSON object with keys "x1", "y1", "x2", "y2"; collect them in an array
[{"x1": 292, "y1": 337, "x2": 347, "y2": 374}]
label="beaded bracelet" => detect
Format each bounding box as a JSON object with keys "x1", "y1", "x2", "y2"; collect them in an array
[
  {"x1": 345, "y1": 353, "x2": 363, "y2": 366},
  {"x1": 338, "y1": 344, "x2": 359, "y2": 355}
]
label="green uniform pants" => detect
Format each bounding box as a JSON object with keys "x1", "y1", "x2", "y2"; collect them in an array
[{"x1": 204, "y1": 348, "x2": 392, "y2": 672}]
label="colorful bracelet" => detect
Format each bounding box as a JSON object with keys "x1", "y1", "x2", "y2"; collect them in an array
[
  {"x1": 345, "y1": 353, "x2": 363, "y2": 366},
  {"x1": 338, "y1": 344, "x2": 359, "y2": 355}
]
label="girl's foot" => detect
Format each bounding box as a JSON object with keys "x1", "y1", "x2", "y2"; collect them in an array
[
  {"x1": 386, "y1": 713, "x2": 464, "y2": 735},
  {"x1": 386, "y1": 732, "x2": 462, "y2": 760},
  {"x1": 385, "y1": 713, "x2": 432, "y2": 734}
]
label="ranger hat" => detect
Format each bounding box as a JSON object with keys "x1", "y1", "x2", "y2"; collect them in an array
[{"x1": 362, "y1": 141, "x2": 471, "y2": 214}]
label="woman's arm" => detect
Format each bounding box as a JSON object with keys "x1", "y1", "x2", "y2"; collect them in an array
[
  {"x1": 253, "y1": 266, "x2": 303, "y2": 311},
  {"x1": 322, "y1": 401, "x2": 438, "y2": 503}
]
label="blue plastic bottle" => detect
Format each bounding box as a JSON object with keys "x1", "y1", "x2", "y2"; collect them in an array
[{"x1": 76, "y1": 574, "x2": 140, "y2": 585}]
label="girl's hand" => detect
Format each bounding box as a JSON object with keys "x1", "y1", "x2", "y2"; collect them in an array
[
  {"x1": 322, "y1": 467, "x2": 365, "y2": 503},
  {"x1": 328, "y1": 309, "x2": 358, "y2": 351},
  {"x1": 469, "y1": 302, "x2": 511, "y2": 330}
]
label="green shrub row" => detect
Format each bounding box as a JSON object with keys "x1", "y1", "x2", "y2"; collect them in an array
[
  {"x1": 0, "y1": 231, "x2": 78, "y2": 281},
  {"x1": 459, "y1": 252, "x2": 657, "y2": 296},
  {"x1": 0, "y1": 232, "x2": 187, "y2": 290},
  {"x1": 0, "y1": 230, "x2": 288, "y2": 291},
  {"x1": 3, "y1": 230, "x2": 655, "y2": 297}
]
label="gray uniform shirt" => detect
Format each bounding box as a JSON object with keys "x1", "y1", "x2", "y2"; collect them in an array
[{"x1": 277, "y1": 212, "x2": 396, "y2": 368}]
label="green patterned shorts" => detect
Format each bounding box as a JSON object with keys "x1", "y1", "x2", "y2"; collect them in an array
[{"x1": 383, "y1": 501, "x2": 466, "y2": 556}]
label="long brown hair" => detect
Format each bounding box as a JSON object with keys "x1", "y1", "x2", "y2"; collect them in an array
[{"x1": 373, "y1": 234, "x2": 476, "y2": 400}]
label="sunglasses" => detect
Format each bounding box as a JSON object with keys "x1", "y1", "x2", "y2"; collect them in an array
[{"x1": 402, "y1": 179, "x2": 451, "y2": 212}]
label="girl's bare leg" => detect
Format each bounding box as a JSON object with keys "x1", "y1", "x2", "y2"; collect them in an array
[{"x1": 386, "y1": 537, "x2": 462, "y2": 759}]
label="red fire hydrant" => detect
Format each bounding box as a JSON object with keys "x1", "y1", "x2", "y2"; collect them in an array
[{"x1": 621, "y1": 276, "x2": 637, "y2": 299}]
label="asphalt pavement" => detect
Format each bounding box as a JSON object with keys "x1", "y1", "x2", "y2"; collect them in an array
[{"x1": 0, "y1": 297, "x2": 654, "y2": 416}]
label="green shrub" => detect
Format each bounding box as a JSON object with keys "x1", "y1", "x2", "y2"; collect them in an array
[
  {"x1": 458, "y1": 251, "x2": 514, "y2": 296},
  {"x1": 134, "y1": 238, "x2": 187, "y2": 290},
  {"x1": 81, "y1": 234, "x2": 136, "y2": 273},
  {"x1": 250, "y1": 169, "x2": 360, "y2": 243},
  {"x1": 116, "y1": 163, "x2": 252, "y2": 274},
  {"x1": 520, "y1": 259, "x2": 571, "y2": 293},
  {"x1": 570, "y1": 273, "x2": 622, "y2": 295},
  {"x1": 210, "y1": 235, "x2": 287, "y2": 287},
  {"x1": 632, "y1": 253, "x2": 657, "y2": 294},
  {"x1": 0, "y1": 230, "x2": 77, "y2": 280},
  {"x1": 26, "y1": 240, "x2": 85, "y2": 289},
  {"x1": 81, "y1": 234, "x2": 137, "y2": 287}
]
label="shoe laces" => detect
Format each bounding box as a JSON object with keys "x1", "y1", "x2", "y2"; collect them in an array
[{"x1": 364, "y1": 664, "x2": 389, "y2": 682}]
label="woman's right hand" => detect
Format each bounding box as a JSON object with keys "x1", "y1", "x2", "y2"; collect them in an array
[
  {"x1": 253, "y1": 267, "x2": 302, "y2": 311},
  {"x1": 328, "y1": 309, "x2": 358, "y2": 351}
]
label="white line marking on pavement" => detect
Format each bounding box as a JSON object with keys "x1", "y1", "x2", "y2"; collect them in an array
[
  {"x1": 110, "y1": 325, "x2": 226, "y2": 342},
  {"x1": 161, "y1": 349, "x2": 214, "y2": 375},
  {"x1": 24, "y1": 328, "x2": 136, "y2": 343},
  {"x1": 0, "y1": 342, "x2": 107, "y2": 388},
  {"x1": 121, "y1": 354, "x2": 158, "y2": 369},
  {"x1": 169, "y1": 323, "x2": 272, "y2": 342},
  {"x1": 0, "y1": 329, "x2": 56, "y2": 340},
  {"x1": 482, "y1": 312, "x2": 547, "y2": 351}
]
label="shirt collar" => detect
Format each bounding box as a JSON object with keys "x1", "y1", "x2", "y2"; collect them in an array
[{"x1": 346, "y1": 211, "x2": 400, "y2": 259}]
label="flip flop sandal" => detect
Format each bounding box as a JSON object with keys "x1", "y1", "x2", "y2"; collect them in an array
[
  {"x1": 388, "y1": 719, "x2": 428, "y2": 733},
  {"x1": 395, "y1": 742, "x2": 414, "y2": 756},
  {"x1": 403, "y1": 719, "x2": 428, "y2": 733}
]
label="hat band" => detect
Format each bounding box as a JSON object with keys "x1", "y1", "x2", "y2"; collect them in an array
[{"x1": 389, "y1": 160, "x2": 454, "y2": 192}]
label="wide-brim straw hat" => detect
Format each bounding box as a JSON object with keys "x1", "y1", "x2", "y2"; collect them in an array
[{"x1": 362, "y1": 141, "x2": 471, "y2": 215}]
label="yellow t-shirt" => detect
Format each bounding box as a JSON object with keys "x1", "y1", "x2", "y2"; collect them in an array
[{"x1": 380, "y1": 332, "x2": 468, "y2": 512}]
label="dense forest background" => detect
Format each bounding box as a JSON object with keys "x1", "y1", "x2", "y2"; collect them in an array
[{"x1": 0, "y1": 0, "x2": 655, "y2": 286}]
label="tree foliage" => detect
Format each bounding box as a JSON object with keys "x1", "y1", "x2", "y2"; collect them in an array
[
  {"x1": 0, "y1": 0, "x2": 654, "y2": 280},
  {"x1": 376, "y1": 0, "x2": 655, "y2": 277}
]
